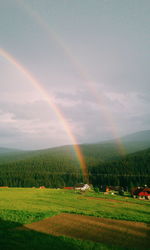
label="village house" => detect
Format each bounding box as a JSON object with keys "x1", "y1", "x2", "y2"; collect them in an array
[
  {"x1": 131, "y1": 187, "x2": 150, "y2": 200},
  {"x1": 39, "y1": 186, "x2": 46, "y2": 189},
  {"x1": 74, "y1": 183, "x2": 90, "y2": 191},
  {"x1": 100, "y1": 185, "x2": 124, "y2": 193}
]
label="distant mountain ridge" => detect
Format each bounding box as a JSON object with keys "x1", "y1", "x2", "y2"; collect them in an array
[
  {"x1": 0, "y1": 130, "x2": 150, "y2": 162},
  {"x1": 0, "y1": 147, "x2": 22, "y2": 154},
  {"x1": 0, "y1": 130, "x2": 149, "y2": 188},
  {"x1": 120, "y1": 130, "x2": 150, "y2": 142}
]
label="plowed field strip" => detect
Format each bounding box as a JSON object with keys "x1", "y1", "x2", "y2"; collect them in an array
[{"x1": 19, "y1": 213, "x2": 149, "y2": 249}]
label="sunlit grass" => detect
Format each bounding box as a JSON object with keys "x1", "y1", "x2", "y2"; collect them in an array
[
  {"x1": 0, "y1": 188, "x2": 149, "y2": 250},
  {"x1": 0, "y1": 188, "x2": 149, "y2": 225}
]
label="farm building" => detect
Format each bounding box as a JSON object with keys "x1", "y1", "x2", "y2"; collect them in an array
[
  {"x1": 63, "y1": 187, "x2": 74, "y2": 190},
  {"x1": 74, "y1": 183, "x2": 90, "y2": 191},
  {"x1": 131, "y1": 187, "x2": 150, "y2": 200},
  {"x1": 100, "y1": 185, "x2": 123, "y2": 192}
]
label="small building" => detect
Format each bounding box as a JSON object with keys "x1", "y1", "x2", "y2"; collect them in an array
[
  {"x1": 131, "y1": 187, "x2": 150, "y2": 200},
  {"x1": 99, "y1": 185, "x2": 109, "y2": 192},
  {"x1": 106, "y1": 186, "x2": 110, "y2": 192},
  {"x1": 74, "y1": 183, "x2": 90, "y2": 191},
  {"x1": 39, "y1": 186, "x2": 46, "y2": 189},
  {"x1": 100, "y1": 185, "x2": 123, "y2": 193}
]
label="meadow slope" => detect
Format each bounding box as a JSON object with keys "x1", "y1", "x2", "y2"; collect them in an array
[{"x1": 0, "y1": 188, "x2": 149, "y2": 250}]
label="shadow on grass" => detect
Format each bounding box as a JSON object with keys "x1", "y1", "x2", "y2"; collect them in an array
[
  {"x1": 0, "y1": 219, "x2": 119, "y2": 250},
  {"x1": 0, "y1": 218, "x2": 21, "y2": 230}
]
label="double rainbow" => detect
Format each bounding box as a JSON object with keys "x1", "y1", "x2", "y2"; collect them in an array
[{"x1": 16, "y1": 0, "x2": 125, "y2": 156}]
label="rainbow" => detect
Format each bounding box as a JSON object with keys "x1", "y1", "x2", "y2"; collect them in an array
[
  {"x1": 16, "y1": 0, "x2": 126, "y2": 156},
  {"x1": 0, "y1": 48, "x2": 89, "y2": 182}
]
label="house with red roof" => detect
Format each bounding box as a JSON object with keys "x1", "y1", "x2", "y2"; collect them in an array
[
  {"x1": 131, "y1": 187, "x2": 150, "y2": 200},
  {"x1": 39, "y1": 186, "x2": 46, "y2": 189}
]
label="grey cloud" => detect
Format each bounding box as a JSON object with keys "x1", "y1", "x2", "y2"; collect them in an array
[
  {"x1": 0, "y1": 0, "x2": 149, "y2": 149},
  {"x1": 0, "y1": 100, "x2": 57, "y2": 121},
  {"x1": 0, "y1": 127, "x2": 22, "y2": 138}
]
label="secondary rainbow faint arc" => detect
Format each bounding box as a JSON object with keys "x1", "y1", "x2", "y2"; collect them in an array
[
  {"x1": 16, "y1": 0, "x2": 126, "y2": 156},
  {"x1": 0, "y1": 48, "x2": 88, "y2": 182}
]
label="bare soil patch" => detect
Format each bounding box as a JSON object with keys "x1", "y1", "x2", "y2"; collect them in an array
[{"x1": 19, "y1": 213, "x2": 149, "y2": 249}]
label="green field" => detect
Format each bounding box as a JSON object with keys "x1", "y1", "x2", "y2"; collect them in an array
[{"x1": 0, "y1": 188, "x2": 149, "y2": 250}]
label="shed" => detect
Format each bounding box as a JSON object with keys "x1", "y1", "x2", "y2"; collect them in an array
[{"x1": 74, "y1": 183, "x2": 90, "y2": 191}]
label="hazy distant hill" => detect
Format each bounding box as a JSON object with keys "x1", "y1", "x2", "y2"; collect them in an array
[
  {"x1": 0, "y1": 130, "x2": 150, "y2": 165},
  {"x1": 119, "y1": 130, "x2": 150, "y2": 153},
  {"x1": 120, "y1": 130, "x2": 150, "y2": 142},
  {"x1": 0, "y1": 147, "x2": 22, "y2": 154},
  {"x1": 106, "y1": 130, "x2": 150, "y2": 154}
]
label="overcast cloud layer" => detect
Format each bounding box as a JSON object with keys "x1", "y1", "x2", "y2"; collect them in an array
[{"x1": 0, "y1": 0, "x2": 150, "y2": 149}]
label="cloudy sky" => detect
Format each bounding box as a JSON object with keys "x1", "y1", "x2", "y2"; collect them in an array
[{"x1": 0, "y1": 0, "x2": 149, "y2": 149}]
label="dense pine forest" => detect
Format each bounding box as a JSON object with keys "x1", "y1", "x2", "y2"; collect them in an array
[
  {"x1": 0, "y1": 147, "x2": 82, "y2": 187},
  {"x1": 89, "y1": 148, "x2": 150, "y2": 188},
  {"x1": 0, "y1": 141, "x2": 149, "y2": 188}
]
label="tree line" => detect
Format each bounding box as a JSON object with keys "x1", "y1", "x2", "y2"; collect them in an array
[{"x1": 0, "y1": 147, "x2": 149, "y2": 189}]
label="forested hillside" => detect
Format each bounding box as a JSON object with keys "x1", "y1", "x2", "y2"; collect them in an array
[
  {"x1": 90, "y1": 148, "x2": 150, "y2": 188},
  {"x1": 0, "y1": 147, "x2": 82, "y2": 187},
  {"x1": 0, "y1": 131, "x2": 150, "y2": 188},
  {"x1": 1, "y1": 136, "x2": 150, "y2": 166},
  {"x1": 0, "y1": 143, "x2": 149, "y2": 188}
]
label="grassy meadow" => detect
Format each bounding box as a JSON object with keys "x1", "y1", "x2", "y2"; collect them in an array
[{"x1": 0, "y1": 188, "x2": 149, "y2": 250}]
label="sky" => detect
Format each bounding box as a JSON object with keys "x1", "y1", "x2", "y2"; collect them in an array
[{"x1": 0, "y1": 0, "x2": 150, "y2": 150}]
